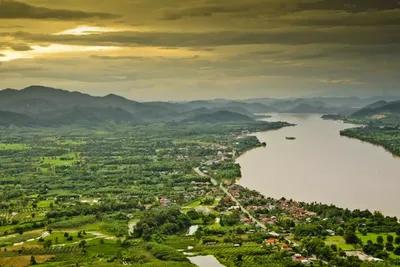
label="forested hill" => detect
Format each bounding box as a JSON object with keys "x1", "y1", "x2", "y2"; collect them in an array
[
  {"x1": 0, "y1": 86, "x2": 266, "y2": 127},
  {"x1": 2, "y1": 85, "x2": 399, "y2": 127},
  {"x1": 185, "y1": 110, "x2": 254, "y2": 123},
  {"x1": 0, "y1": 111, "x2": 39, "y2": 127},
  {"x1": 351, "y1": 100, "x2": 400, "y2": 118}
]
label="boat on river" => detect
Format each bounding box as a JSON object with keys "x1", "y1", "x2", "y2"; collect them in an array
[{"x1": 286, "y1": 137, "x2": 296, "y2": 140}]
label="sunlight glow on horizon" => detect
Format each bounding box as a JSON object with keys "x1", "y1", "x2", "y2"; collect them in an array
[
  {"x1": 56, "y1": 25, "x2": 122, "y2": 35},
  {"x1": 0, "y1": 44, "x2": 117, "y2": 62}
]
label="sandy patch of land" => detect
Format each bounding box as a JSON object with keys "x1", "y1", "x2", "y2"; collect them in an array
[{"x1": 371, "y1": 114, "x2": 386, "y2": 119}]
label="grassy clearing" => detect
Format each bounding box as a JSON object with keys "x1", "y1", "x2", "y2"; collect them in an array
[
  {"x1": 0, "y1": 143, "x2": 29, "y2": 150},
  {"x1": 41, "y1": 153, "x2": 79, "y2": 166},
  {"x1": 356, "y1": 232, "x2": 397, "y2": 244},
  {"x1": 325, "y1": 236, "x2": 355, "y2": 251},
  {"x1": 37, "y1": 200, "x2": 55, "y2": 208},
  {"x1": 164, "y1": 236, "x2": 198, "y2": 249},
  {"x1": 27, "y1": 231, "x2": 96, "y2": 245},
  {"x1": 183, "y1": 199, "x2": 202, "y2": 208}
]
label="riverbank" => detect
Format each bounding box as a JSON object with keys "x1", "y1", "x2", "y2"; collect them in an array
[
  {"x1": 236, "y1": 113, "x2": 400, "y2": 218},
  {"x1": 340, "y1": 127, "x2": 400, "y2": 157}
]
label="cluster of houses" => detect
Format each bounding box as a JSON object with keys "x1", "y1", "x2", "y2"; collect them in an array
[{"x1": 279, "y1": 201, "x2": 317, "y2": 220}]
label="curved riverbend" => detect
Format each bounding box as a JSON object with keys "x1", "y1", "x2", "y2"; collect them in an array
[{"x1": 237, "y1": 114, "x2": 400, "y2": 217}]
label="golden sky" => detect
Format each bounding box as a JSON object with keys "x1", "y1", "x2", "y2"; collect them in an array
[{"x1": 0, "y1": 0, "x2": 400, "y2": 100}]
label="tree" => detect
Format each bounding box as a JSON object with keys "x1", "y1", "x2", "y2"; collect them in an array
[
  {"x1": 386, "y1": 242, "x2": 394, "y2": 252},
  {"x1": 30, "y1": 255, "x2": 37, "y2": 265},
  {"x1": 394, "y1": 246, "x2": 400, "y2": 256},
  {"x1": 396, "y1": 227, "x2": 400, "y2": 236},
  {"x1": 395, "y1": 236, "x2": 400, "y2": 245},
  {"x1": 55, "y1": 237, "x2": 59, "y2": 244},
  {"x1": 64, "y1": 232, "x2": 69, "y2": 238},
  {"x1": 377, "y1": 236, "x2": 384, "y2": 244},
  {"x1": 387, "y1": 235, "x2": 394, "y2": 243},
  {"x1": 336, "y1": 227, "x2": 344, "y2": 236},
  {"x1": 344, "y1": 230, "x2": 360, "y2": 245},
  {"x1": 79, "y1": 240, "x2": 86, "y2": 248},
  {"x1": 44, "y1": 240, "x2": 52, "y2": 248},
  {"x1": 186, "y1": 209, "x2": 200, "y2": 221},
  {"x1": 99, "y1": 239, "x2": 105, "y2": 244}
]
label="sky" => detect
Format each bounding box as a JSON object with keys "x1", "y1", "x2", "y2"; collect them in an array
[{"x1": 0, "y1": 0, "x2": 399, "y2": 100}]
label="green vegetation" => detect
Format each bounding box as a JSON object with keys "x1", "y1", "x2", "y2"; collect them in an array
[
  {"x1": 340, "y1": 127, "x2": 400, "y2": 156},
  {"x1": 0, "y1": 87, "x2": 399, "y2": 266}
]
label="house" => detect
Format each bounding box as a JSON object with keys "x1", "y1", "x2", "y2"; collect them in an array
[
  {"x1": 281, "y1": 244, "x2": 293, "y2": 252},
  {"x1": 160, "y1": 196, "x2": 169, "y2": 207},
  {"x1": 266, "y1": 239, "x2": 277, "y2": 245},
  {"x1": 326, "y1": 229, "x2": 335, "y2": 236}
]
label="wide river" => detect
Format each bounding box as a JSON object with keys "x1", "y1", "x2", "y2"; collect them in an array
[{"x1": 237, "y1": 113, "x2": 400, "y2": 218}]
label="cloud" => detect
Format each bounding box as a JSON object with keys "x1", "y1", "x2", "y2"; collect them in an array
[
  {"x1": 0, "y1": 0, "x2": 118, "y2": 20},
  {"x1": 320, "y1": 79, "x2": 366, "y2": 85},
  {"x1": 161, "y1": 4, "x2": 257, "y2": 20},
  {"x1": 6, "y1": 26, "x2": 400, "y2": 48},
  {"x1": 279, "y1": 9, "x2": 400, "y2": 27},
  {"x1": 298, "y1": 0, "x2": 400, "y2": 12},
  {"x1": 90, "y1": 55, "x2": 150, "y2": 61},
  {"x1": 159, "y1": 0, "x2": 400, "y2": 21},
  {"x1": 10, "y1": 43, "x2": 32, "y2": 51}
]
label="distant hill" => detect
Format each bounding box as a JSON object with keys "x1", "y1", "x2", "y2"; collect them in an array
[
  {"x1": 185, "y1": 100, "x2": 273, "y2": 114},
  {"x1": 0, "y1": 86, "x2": 189, "y2": 122},
  {"x1": 37, "y1": 107, "x2": 139, "y2": 125},
  {"x1": 186, "y1": 111, "x2": 254, "y2": 123},
  {"x1": 351, "y1": 100, "x2": 400, "y2": 118},
  {"x1": 244, "y1": 96, "x2": 400, "y2": 114},
  {"x1": 0, "y1": 111, "x2": 39, "y2": 127},
  {"x1": 282, "y1": 104, "x2": 339, "y2": 114},
  {"x1": 2, "y1": 85, "x2": 399, "y2": 127}
]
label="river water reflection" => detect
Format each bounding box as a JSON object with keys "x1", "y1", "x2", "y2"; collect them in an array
[{"x1": 237, "y1": 114, "x2": 400, "y2": 217}]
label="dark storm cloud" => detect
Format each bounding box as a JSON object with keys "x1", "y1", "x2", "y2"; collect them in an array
[
  {"x1": 159, "y1": 0, "x2": 400, "y2": 21},
  {"x1": 6, "y1": 26, "x2": 400, "y2": 47},
  {"x1": 10, "y1": 43, "x2": 32, "y2": 51},
  {"x1": 298, "y1": 0, "x2": 400, "y2": 12},
  {"x1": 1, "y1": 0, "x2": 400, "y2": 98},
  {"x1": 280, "y1": 9, "x2": 400, "y2": 27},
  {"x1": 247, "y1": 44, "x2": 400, "y2": 61},
  {"x1": 161, "y1": 4, "x2": 257, "y2": 20},
  {"x1": 0, "y1": 0, "x2": 118, "y2": 20}
]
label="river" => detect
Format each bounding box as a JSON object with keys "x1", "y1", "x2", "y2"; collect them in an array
[{"x1": 237, "y1": 113, "x2": 400, "y2": 217}]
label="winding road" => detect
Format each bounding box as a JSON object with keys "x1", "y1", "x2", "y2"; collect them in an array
[{"x1": 194, "y1": 167, "x2": 266, "y2": 229}]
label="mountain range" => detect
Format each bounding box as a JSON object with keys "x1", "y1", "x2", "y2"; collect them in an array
[{"x1": 1, "y1": 85, "x2": 399, "y2": 127}]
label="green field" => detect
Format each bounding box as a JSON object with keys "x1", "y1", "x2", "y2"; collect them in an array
[
  {"x1": 325, "y1": 236, "x2": 356, "y2": 251},
  {"x1": 41, "y1": 153, "x2": 80, "y2": 166},
  {"x1": 0, "y1": 143, "x2": 29, "y2": 150},
  {"x1": 357, "y1": 232, "x2": 397, "y2": 244}
]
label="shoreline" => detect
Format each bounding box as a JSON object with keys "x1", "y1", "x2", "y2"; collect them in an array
[{"x1": 234, "y1": 115, "x2": 400, "y2": 219}]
